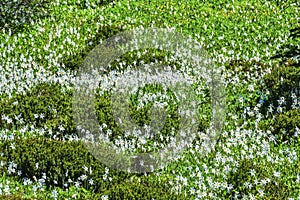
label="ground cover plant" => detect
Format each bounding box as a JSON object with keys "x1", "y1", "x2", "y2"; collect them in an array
[{"x1": 0, "y1": 0, "x2": 300, "y2": 199}]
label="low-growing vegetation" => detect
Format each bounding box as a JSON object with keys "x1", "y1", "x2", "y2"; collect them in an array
[{"x1": 0, "y1": 0, "x2": 299, "y2": 199}]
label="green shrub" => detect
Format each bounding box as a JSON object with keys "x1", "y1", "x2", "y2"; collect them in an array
[
  {"x1": 227, "y1": 159, "x2": 265, "y2": 198},
  {"x1": 0, "y1": 79, "x2": 209, "y2": 149},
  {"x1": 226, "y1": 159, "x2": 289, "y2": 199},
  {"x1": 107, "y1": 177, "x2": 187, "y2": 200},
  {"x1": 259, "y1": 109, "x2": 300, "y2": 143},
  {"x1": 262, "y1": 63, "x2": 300, "y2": 113},
  {"x1": 266, "y1": 21, "x2": 300, "y2": 116},
  {"x1": 0, "y1": 82, "x2": 74, "y2": 138},
  {"x1": 0, "y1": 137, "x2": 183, "y2": 199},
  {"x1": 60, "y1": 0, "x2": 116, "y2": 9},
  {"x1": 0, "y1": 0, "x2": 50, "y2": 33},
  {"x1": 225, "y1": 59, "x2": 269, "y2": 83},
  {"x1": 0, "y1": 137, "x2": 131, "y2": 193},
  {"x1": 95, "y1": 88, "x2": 179, "y2": 141},
  {"x1": 225, "y1": 59, "x2": 269, "y2": 107},
  {"x1": 0, "y1": 195, "x2": 23, "y2": 200},
  {"x1": 271, "y1": 22, "x2": 300, "y2": 67},
  {"x1": 61, "y1": 25, "x2": 124, "y2": 71}
]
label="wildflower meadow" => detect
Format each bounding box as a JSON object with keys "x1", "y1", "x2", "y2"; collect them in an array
[{"x1": 0, "y1": 0, "x2": 300, "y2": 199}]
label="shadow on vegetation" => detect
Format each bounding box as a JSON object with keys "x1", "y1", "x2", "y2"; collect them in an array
[
  {"x1": 259, "y1": 24, "x2": 299, "y2": 115},
  {"x1": 0, "y1": 0, "x2": 117, "y2": 34},
  {"x1": 270, "y1": 24, "x2": 300, "y2": 66},
  {"x1": 0, "y1": 83, "x2": 75, "y2": 139},
  {"x1": 71, "y1": 0, "x2": 116, "y2": 9},
  {"x1": 227, "y1": 159, "x2": 290, "y2": 199},
  {"x1": 61, "y1": 25, "x2": 124, "y2": 71},
  {"x1": 0, "y1": 136, "x2": 184, "y2": 199},
  {"x1": 0, "y1": 0, "x2": 50, "y2": 33},
  {"x1": 259, "y1": 25, "x2": 300, "y2": 144}
]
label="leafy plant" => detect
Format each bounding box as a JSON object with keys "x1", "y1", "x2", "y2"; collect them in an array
[
  {"x1": 262, "y1": 63, "x2": 300, "y2": 113},
  {"x1": 259, "y1": 109, "x2": 300, "y2": 143},
  {"x1": 0, "y1": 0, "x2": 50, "y2": 33},
  {"x1": 0, "y1": 82, "x2": 74, "y2": 138}
]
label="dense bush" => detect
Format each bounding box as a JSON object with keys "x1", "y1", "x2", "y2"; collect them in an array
[
  {"x1": 107, "y1": 178, "x2": 187, "y2": 200},
  {"x1": 94, "y1": 87, "x2": 207, "y2": 145},
  {"x1": 0, "y1": 0, "x2": 50, "y2": 33},
  {"x1": 224, "y1": 59, "x2": 269, "y2": 126},
  {"x1": 0, "y1": 137, "x2": 130, "y2": 193},
  {"x1": 266, "y1": 18, "x2": 300, "y2": 113},
  {"x1": 0, "y1": 82, "x2": 74, "y2": 138},
  {"x1": 227, "y1": 158, "x2": 289, "y2": 199},
  {"x1": 262, "y1": 62, "x2": 300, "y2": 113},
  {"x1": 0, "y1": 195, "x2": 23, "y2": 200},
  {"x1": 60, "y1": 0, "x2": 116, "y2": 9},
  {"x1": 259, "y1": 109, "x2": 300, "y2": 143},
  {"x1": 0, "y1": 79, "x2": 209, "y2": 149},
  {"x1": 271, "y1": 23, "x2": 300, "y2": 66},
  {"x1": 225, "y1": 59, "x2": 269, "y2": 83},
  {"x1": 0, "y1": 137, "x2": 184, "y2": 199},
  {"x1": 1, "y1": 0, "x2": 300, "y2": 198},
  {"x1": 61, "y1": 25, "x2": 124, "y2": 71}
]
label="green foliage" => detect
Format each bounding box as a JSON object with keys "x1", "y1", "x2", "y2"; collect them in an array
[
  {"x1": 227, "y1": 159, "x2": 289, "y2": 199},
  {"x1": 271, "y1": 23, "x2": 300, "y2": 66},
  {"x1": 107, "y1": 177, "x2": 187, "y2": 200},
  {"x1": 94, "y1": 85, "x2": 209, "y2": 153},
  {"x1": 0, "y1": 195, "x2": 25, "y2": 200},
  {"x1": 263, "y1": 62, "x2": 300, "y2": 112},
  {"x1": 0, "y1": 83, "x2": 74, "y2": 138},
  {"x1": 0, "y1": 137, "x2": 130, "y2": 193},
  {"x1": 1, "y1": 0, "x2": 300, "y2": 198},
  {"x1": 0, "y1": 137, "x2": 182, "y2": 199},
  {"x1": 259, "y1": 109, "x2": 300, "y2": 143},
  {"x1": 0, "y1": 0, "x2": 50, "y2": 33},
  {"x1": 227, "y1": 159, "x2": 264, "y2": 198},
  {"x1": 61, "y1": 25, "x2": 124, "y2": 71},
  {"x1": 107, "y1": 48, "x2": 184, "y2": 74},
  {"x1": 225, "y1": 59, "x2": 269, "y2": 97},
  {"x1": 225, "y1": 59, "x2": 269, "y2": 83},
  {"x1": 0, "y1": 79, "x2": 209, "y2": 148},
  {"x1": 224, "y1": 59, "x2": 269, "y2": 118},
  {"x1": 59, "y1": 0, "x2": 116, "y2": 9}
]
